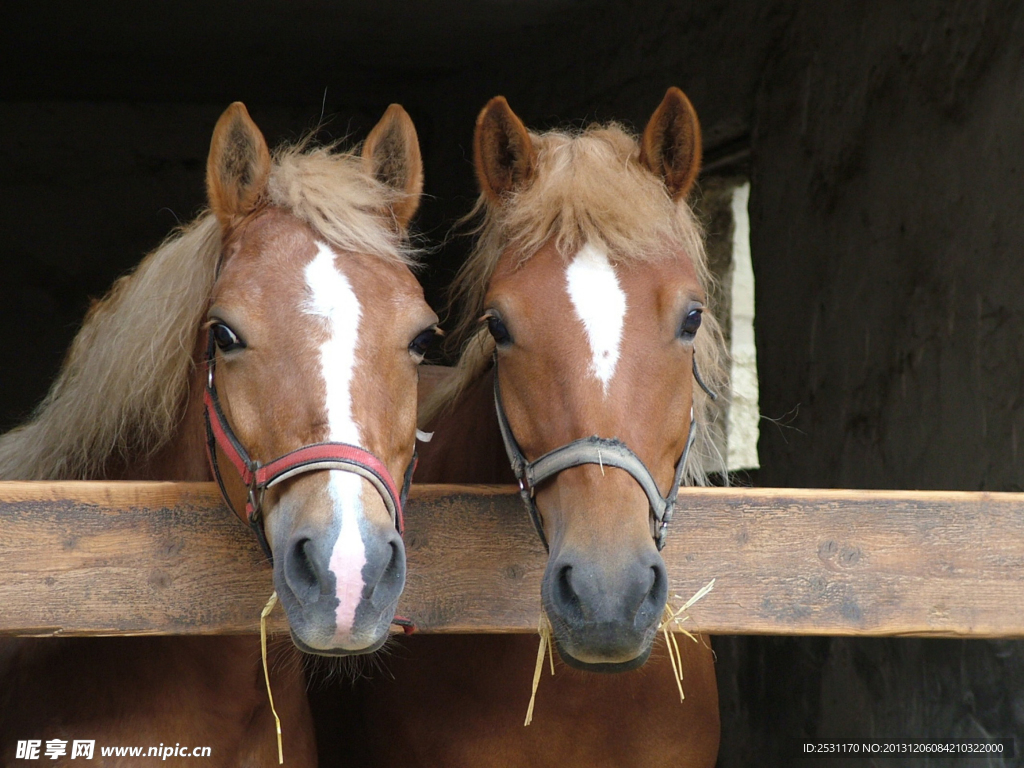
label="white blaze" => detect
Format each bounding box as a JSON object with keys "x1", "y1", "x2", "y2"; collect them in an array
[
  {"x1": 303, "y1": 242, "x2": 366, "y2": 636},
  {"x1": 565, "y1": 243, "x2": 627, "y2": 393}
]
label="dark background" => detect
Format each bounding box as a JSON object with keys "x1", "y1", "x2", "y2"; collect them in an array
[{"x1": 3, "y1": 1, "x2": 1024, "y2": 765}]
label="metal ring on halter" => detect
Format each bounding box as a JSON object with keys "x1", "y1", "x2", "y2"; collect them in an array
[{"x1": 491, "y1": 352, "x2": 714, "y2": 551}]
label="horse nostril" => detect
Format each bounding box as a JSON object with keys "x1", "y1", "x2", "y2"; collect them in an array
[
  {"x1": 651, "y1": 562, "x2": 667, "y2": 603},
  {"x1": 554, "y1": 564, "x2": 584, "y2": 624},
  {"x1": 379, "y1": 540, "x2": 404, "y2": 595},
  {"x1": 285, "y1": 537, "x2": 322, "y2": 605},
  {"x1": 361, "y1": 533, "x2": 407, "y2": 603},
  {"x1": 643, "y1": 565, "x2": 658, "y2": 600},
  {"x1": 636, "y1": 562, "x2": 668, "y2": 628}
]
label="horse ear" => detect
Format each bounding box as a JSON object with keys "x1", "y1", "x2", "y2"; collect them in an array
[
  {"x1": 474, "y1": 96, "x2": 536, "y2": 201},
  {"x1": 639, "y1": 87, "x2": 702, "y2": 201},
  {"x1": 362, "y1": 104, "x2": 424, "y2": 230},
  {"x1": 206, "y1": 102, "x2": 272, "y2": 229}
]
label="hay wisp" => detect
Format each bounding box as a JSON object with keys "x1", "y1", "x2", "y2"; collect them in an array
[
  {"x1": 260, "y1": 592, "x2": 285, "y2": 764},
  {"x1": 659, "y1": 578, "x2": 716, "y2": 703},
  {"x1": 524, "y1": 616, "x2": 555, "y2": 726}
]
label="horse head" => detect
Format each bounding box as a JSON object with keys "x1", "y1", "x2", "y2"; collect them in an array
[
  {"x1": 467, "y1": 88, "x2": 723, "y2": 670},
  {"x1": 204, "y1": 103, "x2": 437, "y2": 655}
]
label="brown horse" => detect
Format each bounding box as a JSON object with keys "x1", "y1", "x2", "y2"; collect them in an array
[
  {"x1": 0, "y1": 102, "x2": 436, "y2": 765},
  {"x1": 360, "y1": 89, "x2": 727, "y2": 766}
]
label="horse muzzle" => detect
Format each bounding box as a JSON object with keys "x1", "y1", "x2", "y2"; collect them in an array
[
  {"x1": 541, "y1": 543, "x2": 668, "y2": 671},
  {"x1": 275, "y1": 512, "x2": 406, "y2": 656}
]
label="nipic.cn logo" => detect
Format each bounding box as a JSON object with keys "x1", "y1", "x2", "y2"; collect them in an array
[{"x1": 16, "y1": 740, "x2": 94, "y2": 760}]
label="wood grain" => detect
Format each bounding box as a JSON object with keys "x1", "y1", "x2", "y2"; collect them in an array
[{"x1": 0, "y1": 482, "x2": 1022, "y2": 638}]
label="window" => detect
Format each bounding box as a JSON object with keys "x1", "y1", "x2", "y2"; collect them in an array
[
  {"x1": 726, "y1": 183, "x2": 758, "y2": 471},
  {"x1": 697, "y1": 179, "x2": 759, "y2": 473}
]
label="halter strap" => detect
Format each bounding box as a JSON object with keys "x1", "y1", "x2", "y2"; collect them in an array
[
  {"x1": 203, "y1": 330, "x2": 414, "y2": 562},
  {"x1": 492, "y1": 353, "x2": 714, "y2": 551}
]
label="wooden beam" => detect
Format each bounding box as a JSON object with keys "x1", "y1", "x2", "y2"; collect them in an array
[{"x1": 0, "y1": 482, "x2": 1022, "y2": 638}]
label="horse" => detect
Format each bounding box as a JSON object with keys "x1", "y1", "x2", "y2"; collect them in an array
[
  {"x1": 357, "y1": 88, "x2": 728, "y2": 767},
  {"x1": 0, "y1": 101, "x2": 437, "y2": 766}
]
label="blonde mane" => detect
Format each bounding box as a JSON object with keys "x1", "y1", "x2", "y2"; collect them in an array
[
  {"x1": 424, "y1": 123, "x2": 729, "y2": 484},
  {"x1": 0, "y1": 139, "x2": 416, "y2": 480}
]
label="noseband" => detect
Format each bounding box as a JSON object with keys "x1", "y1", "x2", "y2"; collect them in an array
[
  {"x1": 493, "y1": 354, "x2": 717, "y2": 551},
  {"x1": 203, "y1": 331, "x2": 415, "y2": 563}
]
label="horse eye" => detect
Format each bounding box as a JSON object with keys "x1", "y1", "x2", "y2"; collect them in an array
[
  {"x1": 211, "y1": 322, "x2": 244, "y2": 352},
  {"x1": 409, "y1": 327, "x2": 438, "y2": 358},
  {"x1": 486, "y1": 315, "x2": 512, "y2": 346},
  {"x1": 680, "y1": 309, "x2": 703, "y2": 341}
]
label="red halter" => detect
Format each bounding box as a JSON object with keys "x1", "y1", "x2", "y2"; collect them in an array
[{"x1": 202, "y1": 331, "x2": 415, "y2": 562}]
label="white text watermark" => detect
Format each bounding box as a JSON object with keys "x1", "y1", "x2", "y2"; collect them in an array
[{"x1": 15, "y1": 741, "x2": 211, "y2": 760}]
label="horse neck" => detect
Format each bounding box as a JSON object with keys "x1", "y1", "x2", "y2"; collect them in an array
[
  {"x1": 114, "y1": 330, "x2": 211, "y2": 483},
  {"x1": 415, "y1": 367, "x2": 515, "y2": 485}
]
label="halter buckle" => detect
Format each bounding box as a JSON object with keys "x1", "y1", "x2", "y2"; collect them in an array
[{"x1": 247, "y1": 483, "x2": 264, "y2": 519}]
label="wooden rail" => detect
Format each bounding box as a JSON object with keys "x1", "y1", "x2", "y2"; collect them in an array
[{"x1": 0, "y1": 482, "x2": 1022, "y2": 638}]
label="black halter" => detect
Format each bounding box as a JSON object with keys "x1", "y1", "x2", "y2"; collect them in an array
[{"x1": 492, "y1": 354, "x2": 717, "y2": 551}]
